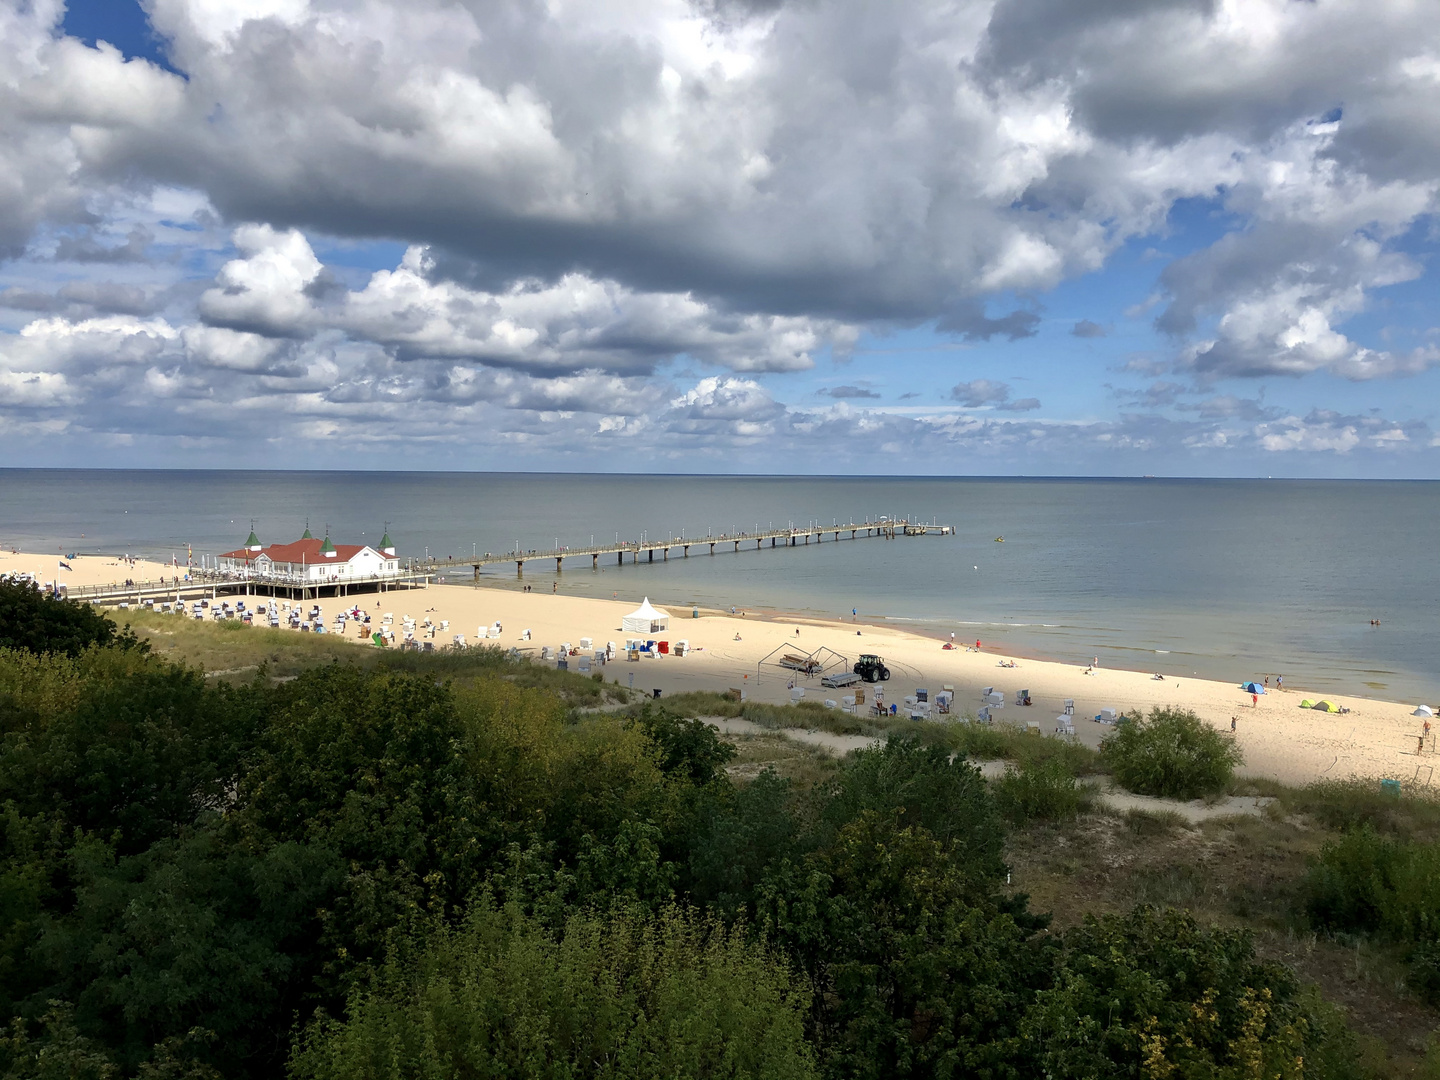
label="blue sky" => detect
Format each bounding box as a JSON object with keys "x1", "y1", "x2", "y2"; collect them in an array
[{"x1": 2, "y1": 0, "x2": 1437, "y2": 475}]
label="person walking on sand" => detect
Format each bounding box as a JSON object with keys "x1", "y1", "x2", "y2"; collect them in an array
[
  {"x1": 1251, "y1": 692, "x2": 1258, "y2": 708},
  {"x1": 1231, "y1": 716, "x2": 1237, "y2": 732},
  {"x1": 1276, "y1": 675, "x2": 1282, "y2": 690}
]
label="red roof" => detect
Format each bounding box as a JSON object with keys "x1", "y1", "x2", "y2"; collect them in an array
[{"x1": 218, "y1": 538, "x2": 389, "y2": 564}]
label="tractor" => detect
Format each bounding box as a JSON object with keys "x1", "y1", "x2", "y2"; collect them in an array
[{"x1": 853, "y1": 653, "x2": 891, "y2": 682}]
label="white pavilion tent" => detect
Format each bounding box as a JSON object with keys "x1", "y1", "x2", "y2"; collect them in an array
[{"x1": 622, "y1": 597, "x2": 670, "y2": 634}]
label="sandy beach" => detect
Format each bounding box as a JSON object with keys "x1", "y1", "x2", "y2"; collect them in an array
[
  {"x1": 255, "y1": 579, "x2": 1438, "y2": 787},
  {"x1": 0, "y1": 550, "x2": 179, "y2": 590},
  {"x1": 7, "y1": 547, "x2": 1435, "y2": 788}
]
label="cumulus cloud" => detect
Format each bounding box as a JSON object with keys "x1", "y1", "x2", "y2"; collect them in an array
[
  {"x1": 0, "y1": 0, "x2": 1438, "y2": 468},
  {"x1": 193, "y1": 228, "x2": 856, "y2": 375},
  {"x1": 950, "y1": 379, "x2": 1040, "y2": 411}
]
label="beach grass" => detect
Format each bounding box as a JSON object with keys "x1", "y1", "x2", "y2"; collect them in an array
[{"x1": 120, "y1": 608, "x2": 628, "y2": 705}]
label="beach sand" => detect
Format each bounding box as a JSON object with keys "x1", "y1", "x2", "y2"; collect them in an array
[
  {"x1": 7, "y1": 548, "x2": 1434, "y2": 788},
  {"x1": 296, "y1": 580, "x2": 1435, "y2": 788},
  {"x1": 0, "y1": 550, "x2": 179, "y2": 590}
]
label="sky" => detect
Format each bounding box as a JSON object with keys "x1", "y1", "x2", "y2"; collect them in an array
[{"x1": 0, "y1": 0, "x2": 1437, "y2": 476}]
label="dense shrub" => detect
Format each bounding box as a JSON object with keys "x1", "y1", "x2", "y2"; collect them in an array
[
  {"x1": 821, "y1": 736, "x2": 1006, "y2": 883},
  {"x1": 0, "y1": 579, "x2": 143, "y2": 657},
  {"x1": 0, "y1": 643, "x2": 1373, "y2": 1080},
  {"x1": 290, "y1": 901, "x2": 816, "y2": 1080},
  {"x1": 992, "y1": 757, "x2": 1087, "y2": 824},
  {"x1": 1101, "y1": 706, "x2": 1242, "y2": 799}
]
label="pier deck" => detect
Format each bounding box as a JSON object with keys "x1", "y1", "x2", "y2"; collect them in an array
[{"x1": 421, "y1": 519, "x2": 953, "y2": 578}]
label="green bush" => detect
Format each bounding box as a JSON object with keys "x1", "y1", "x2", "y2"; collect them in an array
[
  {"x1": 1303, "y1": 825, "x2": 1440, "y2": 943},
  {"x1": 0, "y1": 579, "x2": 145, "y2": 657},
  {"x1": 992, "y1": 757, "x2": 1087, "y2": 824},
  {"x1": 1100, "y1": 707, "x2": 1242, "y2": 799},
  {"x1": 290, "y1": 901, "x2": 816, "y2": 1080}
]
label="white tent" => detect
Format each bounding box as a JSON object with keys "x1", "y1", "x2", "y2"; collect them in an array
[
  {"x1": 622, "y1": 597, "x2": 669, "y2": 634},
  {"x1": 1414, "y1": 705, "x2": 1435, "y2": 717}
]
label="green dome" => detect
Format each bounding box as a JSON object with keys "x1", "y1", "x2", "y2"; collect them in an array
[
  {"x1": 380, "y1": 531, "x2": 393, "y2": 550},
  {"x1": 320, "y1": 535, "x2": 336, "y2": 554},
  {"x1": 301, "y1": 526, "x2": 314, "y2": 540},
  {"x1": 245, "y1": 530, "x2": 260, "y2": 548}
]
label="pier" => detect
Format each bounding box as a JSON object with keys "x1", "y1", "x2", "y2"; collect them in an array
[
  {"x1": 421, "y1": 519, "x2": 953, "y2": 579},
  {"x1": 67, "y1": 518, "x2": 951, "y2": 607},
  {"x1": 66, "y1": 569, "x2": 433, "y2": 608}
]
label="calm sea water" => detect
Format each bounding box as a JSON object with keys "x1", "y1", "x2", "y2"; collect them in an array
[{"x1": 2, "y1": 470, "x2": 1436, "y2": 703}]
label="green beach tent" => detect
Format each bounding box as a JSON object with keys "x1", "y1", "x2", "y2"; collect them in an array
[
  {"x1": 1299, "y1": 699, "x2": 1316, "y2": 709},
  {"x1": 1311, "y1": 700, "x2": 1340, "y2": 713}
]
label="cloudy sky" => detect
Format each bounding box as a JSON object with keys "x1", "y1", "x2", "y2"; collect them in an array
[{"x1": 1, "y1": 0, "x2": 1437, "y2": 475}]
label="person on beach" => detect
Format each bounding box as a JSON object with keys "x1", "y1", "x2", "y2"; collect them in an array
[
  {"x1": 1231, "y1": 716, "x2": 1238, "y2": 732},
  {"x1": 1276, "y1": 675, "x2": 1283, "y2": 690},
  {"x1": 1251, "y1": 692, "x2": 1259, "y2": 708},
  {"x1": 1264, "y1": 676, "x2": 1270, "y2": 688}
]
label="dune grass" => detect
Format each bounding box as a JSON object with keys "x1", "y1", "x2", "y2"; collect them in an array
[{"x1": 119, "y1": 608, "x2": 629, "y2": 705}]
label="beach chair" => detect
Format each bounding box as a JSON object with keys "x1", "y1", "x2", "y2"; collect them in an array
[
  {"x1": 578, "y1": 657, "x2": 591, "y2": 673},
  {"x1": 1015, "y1": 689, "x2": 1031, "y2": 706},
  {"x1": 1064, "y1": 699, "x2": 1074, "y2": 715},
  {"x1": 791, "y1": 688, "x2": 805, "y2": 702},
  {"x1": 1056, "y1": 717, "x2": 1076, "y2": 737},
  {"x1": 476, "y1": 626, "x2": 488, "y2": 639},
  {"x1": 580, "y1": 637, "x2": 593, "y2": 649}
]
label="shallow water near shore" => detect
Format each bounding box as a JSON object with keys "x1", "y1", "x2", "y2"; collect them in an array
[{"x1": 2, "y1": 469, "x2": 1436, "y2": 703}]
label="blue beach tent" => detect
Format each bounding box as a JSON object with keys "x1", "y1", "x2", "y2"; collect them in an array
[{"x1": 1241, "y1": 682, "x2": 1266, "y2": 694}]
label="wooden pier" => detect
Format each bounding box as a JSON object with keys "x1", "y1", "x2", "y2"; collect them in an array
[{"x1": 421, "y1": 519, "x2": 953, "y2": 579}]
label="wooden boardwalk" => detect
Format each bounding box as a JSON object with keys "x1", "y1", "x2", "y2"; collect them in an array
[{"x1": 421, "y1": 519, "x2": 952, "y2": 578}]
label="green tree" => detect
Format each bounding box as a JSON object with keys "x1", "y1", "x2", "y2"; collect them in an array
[
  {"x1": 0, "y1": 581, "x2": 144, "y2": 658},
  {"x1": 822, "y1": 737, "x2": 1006, "y2": 886},
  {"x1": 289, "y1": 900, "x2": 817, "y2": 1080}
]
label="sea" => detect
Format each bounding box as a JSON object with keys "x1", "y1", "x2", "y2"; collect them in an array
[{"x1": 2, "y1": 470, "x2": 1436, "y2": 704}]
